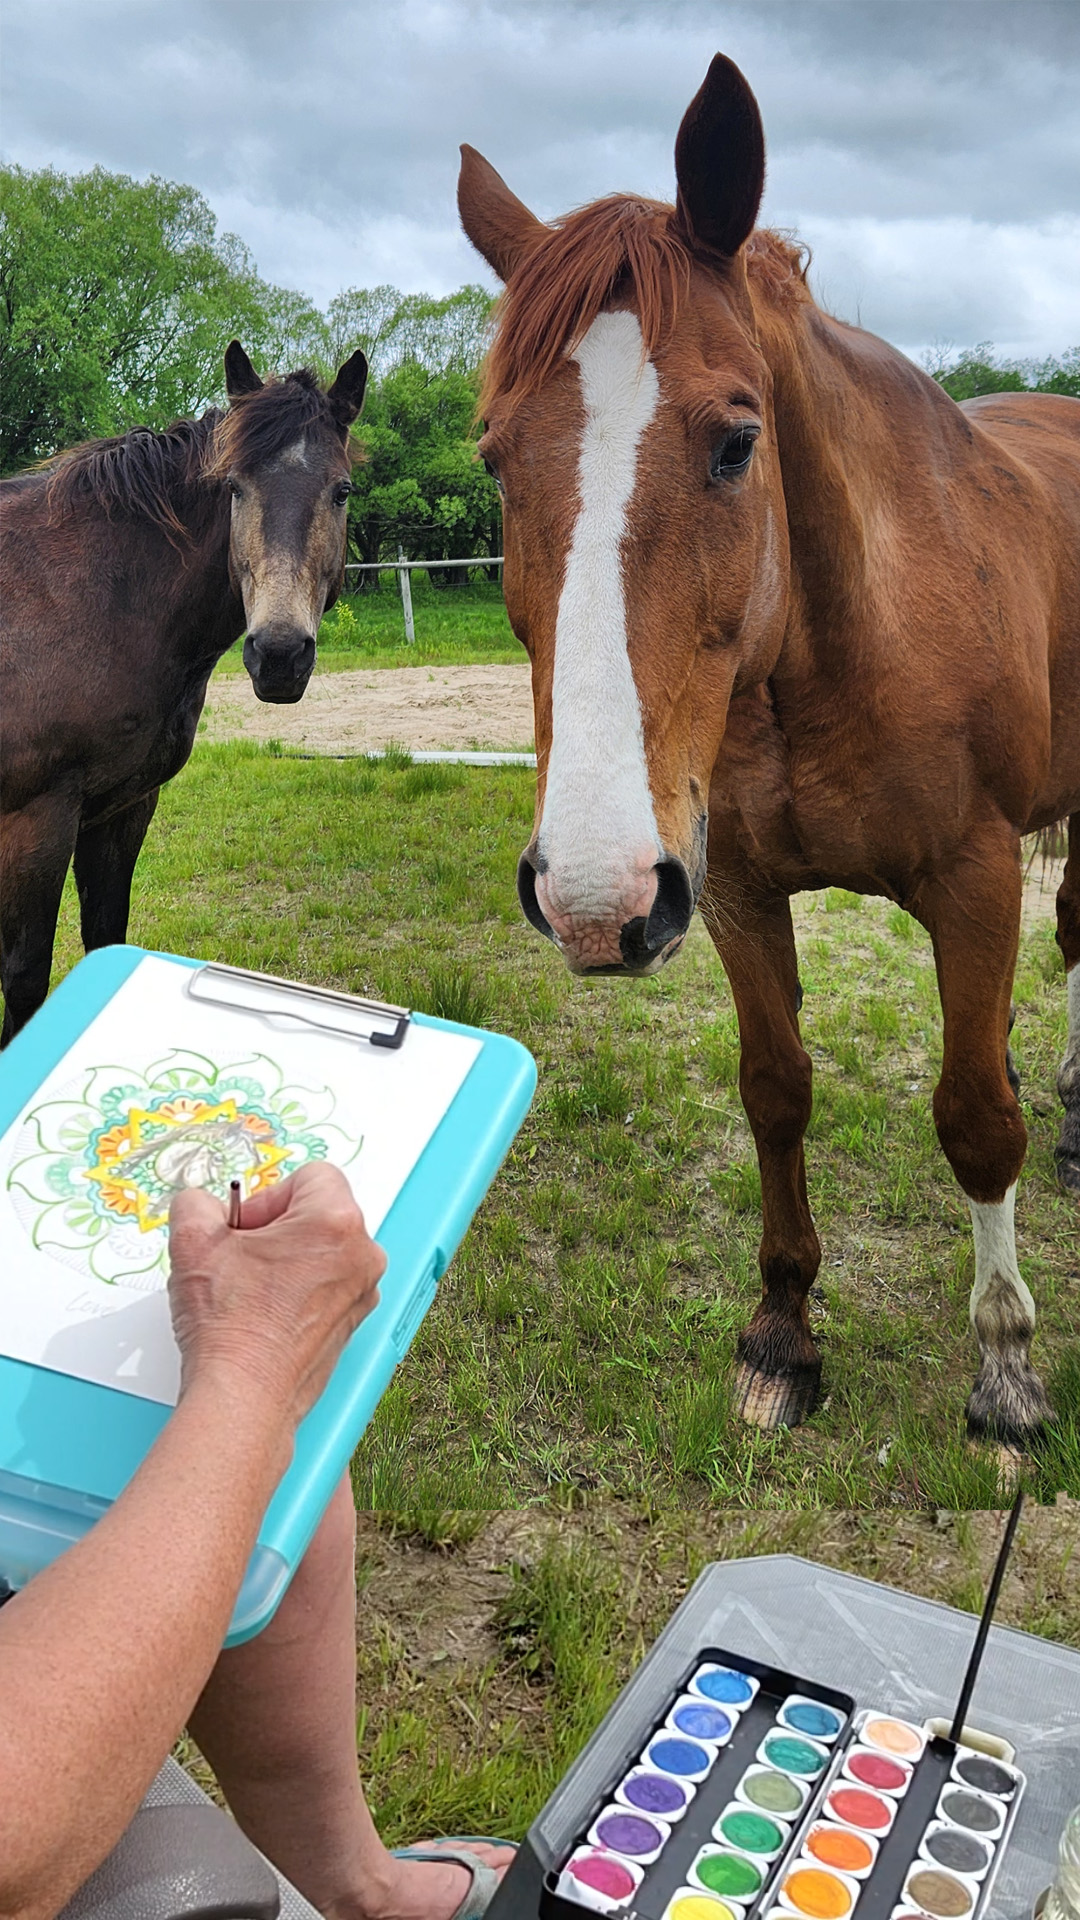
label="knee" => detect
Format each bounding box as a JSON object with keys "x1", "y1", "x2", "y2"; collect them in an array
[
  {"x1": 740, "y1": 1045, "x2": 813, "y2": 1154},
  {"x1": 933, "y1": 1077, "x2": 1027, "y2": 1203}
]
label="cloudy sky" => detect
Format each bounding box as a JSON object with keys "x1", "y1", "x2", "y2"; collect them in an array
[{"x1": 3, "y1": 0, "x2": 1078, "y2": 363}]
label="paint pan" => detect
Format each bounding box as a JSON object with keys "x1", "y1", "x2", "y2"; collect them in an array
[
  {"x1": 687, "y1": 1846, "x2": 765, "y2": 1903},
  {"x1": 822, "y1": 1783, "x2": 897, "y2": 1835},
  {"x1": 665, "y1": 1694, "x2": 738, "y2": 1748},
  {"x1": 756, "y1": 1731, "x2": 832, "y2": 1781},
  {"x1": 711, "y1": 1802, "x2": 789, "y2": 1861},
  {"x1": 615, "y1": 1767, "x2": 695, "y2": 1821},
  {"x1": 735, "y1": 1765, "x2": 810, "y2": 1818},
  {"x1": 587, "y1": 1805, "x2": 672, "y2": 1866},
  {"x1": 802, "y1": 1822, "x2": 879, "y2": 1879},
  {"x1": 643, "y1": 1732, "x2": 716, "y2": 1783},
  {"x1": 688, "y1": 1665, "x2": 760, "y2": 1712},
  {"x1": 948, "y1": 1751, "x2": 1019, "y2": 1802},
  {"x1": 555, "y1": 1846, "x2": 643, "y2": 1913},
  {"x1": 855, "y1": 1714, "x2": 926, "y2": 1765},
  {"x1": 840, "y1": 1747, "x2": 913, "y2": 1798},
  {"x1": 775, "y1": 1696, "x2": 846, "y2": 1745},
  {"x1": 933, "y1": 1785, "x2": 1005, "y2": 1839},
  {"x1": 662, "y1": 1892, "x2": 741, "y2": 1920},
  {"x1": 777, "y1": 1862, "x2": 861, "y2": 1919},
  {"x1": 902, "y1": 1864, "x2": 980, "y2": 1919},
  {"x1": 918, "y1": 1824, "x2": 993, "y2": 1882}
]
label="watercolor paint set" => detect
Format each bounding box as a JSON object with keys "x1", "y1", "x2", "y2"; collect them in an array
[{"x1": 539, "y1": 1659, "x2": 1025, "y2": 1920}]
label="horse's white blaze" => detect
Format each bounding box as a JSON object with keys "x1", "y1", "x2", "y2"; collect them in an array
[
  {"x1": 968, "y1": 1183, "x2": 1035, "y2": 1343},
  {"x1": 536, "y1": 311, "x2": 661, "y2": 943}
]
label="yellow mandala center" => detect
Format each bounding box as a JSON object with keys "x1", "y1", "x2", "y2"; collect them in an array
[{"x1": 84, "y1": 1095, "x2": 292, "y2": 1231}]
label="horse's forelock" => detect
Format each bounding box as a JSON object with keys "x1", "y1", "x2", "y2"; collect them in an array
[{"x1": 205, "y1": 370, "x2": 353, "y2": 479}]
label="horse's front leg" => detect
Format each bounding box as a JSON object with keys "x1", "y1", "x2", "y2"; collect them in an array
[
  {"x1": 72, "y1": 788, "x2": 160, "y2": 953},
  {"x1": 915, "y1": 826, "x2": 1055, "y2": 1449},
  {"x1": 0, "y1": 789, "x2": 81, "y2": 1045},
  {"x1": 1054, "y1": 812, "x2": 1080, "y2": 1192},
  {"x1": 703, "y1": 882, "x2": 823, "y2": 1429}
]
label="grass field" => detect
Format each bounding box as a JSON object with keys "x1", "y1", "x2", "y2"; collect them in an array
[
  {"x1": 34, "y1": 742, "x2": 1079, "y2": 1507},
  {"x1": 211, "y1": 575, "x2": 522, "y2": 675},
  {"x1": 177, "y1": 1502, "x2": 1080, "y2": 1844}
]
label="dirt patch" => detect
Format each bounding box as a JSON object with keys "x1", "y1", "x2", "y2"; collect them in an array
[{"x1": 201, "y1": 664, "x2": 535, "y2": 754}]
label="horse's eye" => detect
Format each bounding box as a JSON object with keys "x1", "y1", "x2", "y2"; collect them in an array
[
  {"x1": 709, "y1": 427, "x2": 760, "y2": 483},
  {"x1": 483, "y1": 458, "x2": 504, "y2": 496},
  {"x1": 227, "y1": 476, "x2": 243, "y2": 500},
  {"x1": 333, "y1": 482, "x2": 352, "y2": 506}
]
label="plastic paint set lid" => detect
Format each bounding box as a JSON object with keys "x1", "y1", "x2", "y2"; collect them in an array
[
  {"x1": 587, "y1": 1803, "x2": 671, "y2": 1865},
  {"x1": 757, "y1": 1731, "x2": 832, "y2": 1779},
  {"x1": 949, "y1": 1751, "x2": 1018, "y2": 1801},
  {"x1": 903, "y1": 1864, "x2": 981, "y2": 1919},
  {"x1": 736, "y1": 1765, "x2": 809, "y2": 1816},
  {"x1": 689, "y1": 1664, "x2": 760, "y2": 1710},
  {"x1": 644, "y1": 1733, "x2": 716, "y2": 1782},
  {"x1": 842, "y1": 1746, "x2": 912, "y2": 1797},
  {"x1": 919, "y1": 1823, "x2": 993, "y2": 1881},
  {"x1": 778, "y1": 1863, "x2": 862, "y2": 1919},
  {"x1": 935, "y1": 1784, "x2": 1006, "y2": 1838},
  {"x1": 557, "y1": 1846, "x2": 643, "y2": 1912},
  {"x1": 712, "y1": 1801, "x2": 789, "y2": 1859},
  {"x1": 857, "y1": 1713, "x2": 926, "y2": 1763},
  {"x1": 663, "y1": 1893, "x2": 741, "y2": 1920},
  {"x1": 824, "y1": 1782, "x2": 897, "y2": 1834},
  {"x1": 616, "y1": 1765, "x2": 694, "y2": 1820},
  {"x1": 666, "y1": 1693, "x2": 737, "y2": 1746},
  {"x1": 689, "y1": 1846, "x2": 766, "y2": 1901},
  {"x1": 804, "y1": 1821, "x2": 879, "y2": 1878},
  {"x1": 775, "y1": 1694, "x2": 846, "y2": 1744}
]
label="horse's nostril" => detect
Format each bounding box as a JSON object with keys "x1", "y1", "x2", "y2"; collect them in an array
[
  {"x1": 517, "y1": 851, "x2": 556, "y2": 942},
  {"x1": 619, "y1": 856, "x2": 694, "y2": 969}
]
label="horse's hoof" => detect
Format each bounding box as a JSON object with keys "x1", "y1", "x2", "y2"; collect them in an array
[
  {"x1": 965, "y1": 1367, "x2": 1055, "y2": 1456},
  {"x1": 733, "y1": 1358, "x2": 820, "y2": 1430},
  {"x1": 1055, "y1": 1147, "x2": 1080, "y2": 1193}
]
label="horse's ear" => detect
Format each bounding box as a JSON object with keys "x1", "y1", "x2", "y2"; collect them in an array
[
  {"x1": 224, "y1": 340, "x2": 264, "y2": 398},
  {"x1": 327, "y1": 348, "x2": 368, "y2": 427},
  {"x1": 674, "y1": 54, "x2": 765, "y2": 258},
  {"x1": 458, "y1": 144, "x2": 547, "y2": 283}
]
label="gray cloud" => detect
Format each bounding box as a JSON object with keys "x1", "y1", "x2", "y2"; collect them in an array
[{"x1": 3, "y1": 0, "x2": 1078, "y2": 358}]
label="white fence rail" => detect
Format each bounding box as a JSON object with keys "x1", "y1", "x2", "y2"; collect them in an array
[{"x1": 342, "y1": 554, "x2": 504, "y2": 645}]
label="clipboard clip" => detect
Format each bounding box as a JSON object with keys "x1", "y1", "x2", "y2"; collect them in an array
[{"x1": 185, "y1": 962, "x2": 411, "y2": 1051}]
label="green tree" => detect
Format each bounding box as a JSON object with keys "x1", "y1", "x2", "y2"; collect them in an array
[
  {"x1": 327, "y1": 283, "x2": 495, "y2": 380},
  {"x1": 0, "y1": 165, "x2": 323, "y2": 471},
  {"x1": 347, "y1": 359, "x2": 500, "y2": 578},
  {"x1": 926, "y1": 342, "x2": 1080, "y2": 401}
]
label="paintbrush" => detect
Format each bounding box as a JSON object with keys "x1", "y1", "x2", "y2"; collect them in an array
[
  {"x1": 948, "y1": 1484, "x2": 1025, "y2": 1745},
  {"x1": 227, "y1": 1178, "x2": 242, "y2": 1229}
]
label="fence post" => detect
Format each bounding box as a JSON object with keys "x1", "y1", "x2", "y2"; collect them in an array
[{"x1": 397, "y1": 547, "x2": 415, "y2": 644}]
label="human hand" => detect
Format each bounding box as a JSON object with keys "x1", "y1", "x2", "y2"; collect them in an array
[{"x1": 167, "y1": 1163, "x2": 385, "y2": 1432}]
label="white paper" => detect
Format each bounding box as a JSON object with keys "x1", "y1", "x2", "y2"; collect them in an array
[{"x1": 0, "y1": 956, "x2": 481, "y2": 1404}]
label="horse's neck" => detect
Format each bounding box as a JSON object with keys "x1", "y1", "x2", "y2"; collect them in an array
[
  {"x1": 756, "y1": 293, "x2": 970, "y2": 673},
  {"x1": 153, "y1": 493, "x2": 242, "y2": 667}
]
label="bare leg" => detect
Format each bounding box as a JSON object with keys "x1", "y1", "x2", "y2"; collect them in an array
[
  {"x1": 914, "y1": 828, "x2": 1054, "y2": 1447},
  {"x1": 1054, "y1": 814, "x2": 1080, "y2": 1192},
  {"x1": 0, "y1": 790, "x2": 80, "y2": 1045},
  {"x1": 73, "y1": 788, "x2": 160, "y2": 952},
  {"x1": 703, "y1": 879, "x2": 822, "y2": 1429},
  {"x1": 188, "y1": 1477, "x2": 511, "y2": 1920}
]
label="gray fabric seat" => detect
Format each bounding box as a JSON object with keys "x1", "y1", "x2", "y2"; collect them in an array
[{"x1": 58, "y1": 1758, "x2": 323, "y2": 1920}]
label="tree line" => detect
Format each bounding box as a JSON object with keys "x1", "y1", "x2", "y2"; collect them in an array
[{"x1": 2, "y1": 164, "x2": 1076, "y2": 573}]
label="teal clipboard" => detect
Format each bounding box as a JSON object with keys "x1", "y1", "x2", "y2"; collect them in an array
[{"x1": 0, "y1": 945, "x2": 536, "y2": 1642}]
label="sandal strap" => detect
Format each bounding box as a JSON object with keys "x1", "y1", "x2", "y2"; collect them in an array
[{"x1": 391, "y1": 1845, "x2": 504, "y2": 1920}]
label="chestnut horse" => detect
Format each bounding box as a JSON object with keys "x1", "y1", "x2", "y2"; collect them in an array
[
  {"x1": 0, "y1": 341, "x2": 367, "y2": 1045},
  {"x1": 459, "y1": 55, "x2": 1080, "y2": 1449}
]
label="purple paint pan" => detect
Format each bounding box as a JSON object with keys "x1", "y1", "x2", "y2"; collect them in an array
[
  {"x1": 615, "y1": 1766, "x2": 694, "y2": 1820},
  {"x1": 587, "y1": 1802, "x2": 672, "y2": 1866}
]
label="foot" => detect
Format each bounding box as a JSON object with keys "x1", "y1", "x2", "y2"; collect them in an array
[
  {"x1": 733, "y1": 1355, "x2": 821, "y2": 1428},
  {"x1": 327, "y1": 1841, "x2": 514, "y2": 1920},
  {"x1": 965, "y1": 1352, "x2": 1055, "y2": 1453}
]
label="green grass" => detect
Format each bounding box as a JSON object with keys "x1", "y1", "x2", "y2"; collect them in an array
[
  {"x1": 178, "y1": 1503, "x2": 1080, "y2": 1841},
  {"x1": 211, "y1": 576, "x2": 522, "y2": 674},
  {"x1": 30, "y1": 742, "x2": 1080, "y2": 1506}
]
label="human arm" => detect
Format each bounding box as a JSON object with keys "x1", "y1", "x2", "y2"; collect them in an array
[{"x1": 0, "y1": 1163, "x2": 385, "y2": 1920}]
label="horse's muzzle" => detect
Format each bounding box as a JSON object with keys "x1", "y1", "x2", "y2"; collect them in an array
[
  {"x1": 517, "y1": 849, "x2": 696, "y2": 976},
  {"x1": 244, "y1": 629, "x2": 317, "y2": 704}
]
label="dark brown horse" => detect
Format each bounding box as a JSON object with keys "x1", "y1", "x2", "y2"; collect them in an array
[
  {"x1": 459, "y1": 56, "x2": 1080, "y2": 1451},
  {"x1": 0, "y1": 341, "x2": 367, "y2": 1044}
]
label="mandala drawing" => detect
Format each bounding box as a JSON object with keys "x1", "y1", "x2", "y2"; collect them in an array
[{"x1": 5, "y1": 1050, "x2": 359, "y2": 1289}]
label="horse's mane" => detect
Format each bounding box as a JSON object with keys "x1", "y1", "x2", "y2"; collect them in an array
[
  {"x1": 40, "y1": 412, "x2": 221, "y2": 543},
  {"x1": 204, "y1": 368, "x2": 349, "y2": 479},
  {"x1": 479, "y1": 196, "x2": 811, "y2": 414}
]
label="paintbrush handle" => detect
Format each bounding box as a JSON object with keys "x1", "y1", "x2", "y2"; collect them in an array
[{"x1": 948, "y1": 1486, "x2": 1024, "y2": 1744}]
